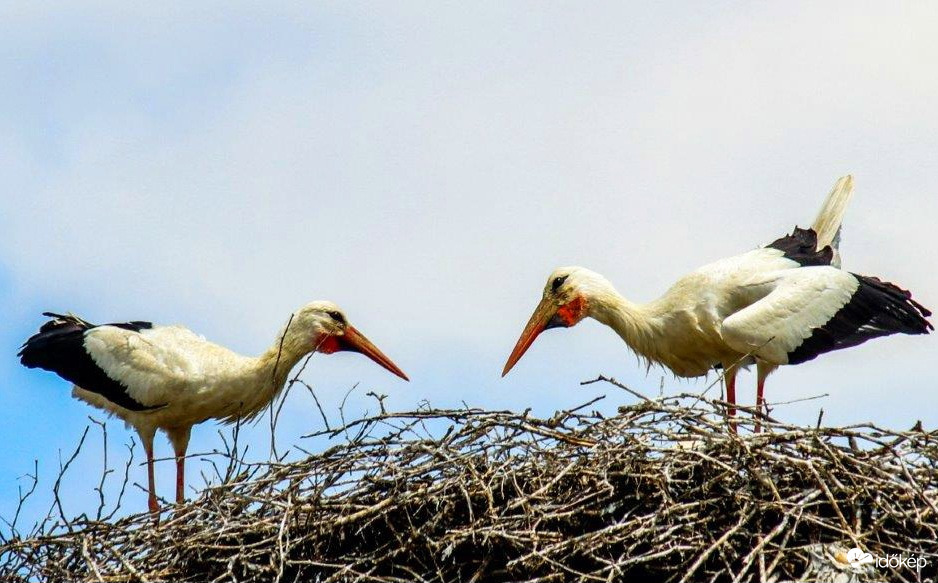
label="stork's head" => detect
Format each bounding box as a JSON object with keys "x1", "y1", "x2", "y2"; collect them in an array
[
  {"x1": 290, "y1": 300, "x2": 408, "y2": 381},
  {"x1": 502, "y1": 267, "x2": 614, "y2": 376}
]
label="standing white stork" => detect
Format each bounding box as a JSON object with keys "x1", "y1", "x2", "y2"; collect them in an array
[
  {"x1": 502, "y1": 176, "x2": 932, "y2": 431},
  {"x1": 19, "y1": 301, "x2": 408, "y2": 513}
]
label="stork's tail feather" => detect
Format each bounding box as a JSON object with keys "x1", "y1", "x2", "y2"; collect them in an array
[
  {"x1": 811, "y1": 175, "x2": 854, "y2": 267},
  {"x1": 19, "y1": 313, "x2": 94, "y2": 368}
]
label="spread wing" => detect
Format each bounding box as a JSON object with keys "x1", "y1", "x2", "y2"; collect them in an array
[{"x1": 721, "y1": 267, "x2": 931, "y2": 365}]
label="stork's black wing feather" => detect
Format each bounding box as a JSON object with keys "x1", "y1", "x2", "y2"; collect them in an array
[
  {"x1": 788, "y1": 275, "x2": 933, "y2": 365},
  {"x1": 19, "y1": 313, "x2": 162, "y2": 412},
  {"x1": 766, "y1": 227, "x2": 835, "y2": 267}
]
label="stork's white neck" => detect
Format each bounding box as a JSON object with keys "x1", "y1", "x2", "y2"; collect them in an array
[
  {"x1": 258, "y1": 341, "x2": 310, "y2": 392},
  {"x1": 216, "y1": 331, "x2": 314, "y2": 423},
  {"x1": 588, "y1": 288, "x2": 667, "y2": 368}
]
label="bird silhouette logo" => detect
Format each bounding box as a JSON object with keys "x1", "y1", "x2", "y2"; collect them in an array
[{"x1": 846, "y1": 547, "x2": 875, "y2": 565}]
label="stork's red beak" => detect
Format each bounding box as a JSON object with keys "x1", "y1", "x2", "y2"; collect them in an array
[
  {"x1": 319, "y1": 326, "x2": 409, "y2": 381},
  {"x1": 502, "y1": 297, "x2": 563, "y2": 377}
]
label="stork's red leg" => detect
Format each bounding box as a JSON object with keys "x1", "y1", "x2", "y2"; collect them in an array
[
  {"x1": 723, "y1": 365, "x2": 738, "y2": 434},
  {"x1": 175, "y1": 455, "x2": 185, "y2": 504},
  {"x1": 168, "y1": 427, "x2": 192, "y2": 506},
  {"x1": 755, "y1": 375, "x2": 766, "y2": 434},
  {"x1": 144, "y1": 441, "x2": 159, "y2": 515},
  {"x1": 726, "y1": 375, "x2": 737, "y2": 417},
  {"x1": 754, "y1": 361, "x2": 775, "y2": 434}
]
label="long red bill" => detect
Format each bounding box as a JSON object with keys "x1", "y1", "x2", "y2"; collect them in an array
[
  {"x1": 502, "y1": 297, "x2": 559, "y2": 377},
  {"x1": 336, "y1": 326, "x2": 409, "y2": 381}
]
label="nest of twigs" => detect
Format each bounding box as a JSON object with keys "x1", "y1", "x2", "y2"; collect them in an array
[{"x1": 2, "y1": 376, "x2": 936, "y2": 582}]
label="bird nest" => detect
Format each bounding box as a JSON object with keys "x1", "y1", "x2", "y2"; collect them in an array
[{"x1": 2, "y1": 376, "x2": 937, "y2": 582}]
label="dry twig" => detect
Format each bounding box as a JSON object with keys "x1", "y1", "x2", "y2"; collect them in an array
[{"x1": 2, "y1": 377, "x2": 936, "y2": 582}]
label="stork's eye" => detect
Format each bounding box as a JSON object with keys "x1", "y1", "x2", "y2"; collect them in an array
[
  {"x1": 327, "y1": 311, "x2": 346, "y2": 325},
  {"x1": 552, "y1": 275, "x2": 569, "y2": 292}
]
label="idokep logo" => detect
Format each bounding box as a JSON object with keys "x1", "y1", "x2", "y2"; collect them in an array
[
  {"x1": 843, "y1": 547, "x2": 929, "y2": 571},
  {"x1": 845, "y1": 547, "x2": 873, "y2": 565}
]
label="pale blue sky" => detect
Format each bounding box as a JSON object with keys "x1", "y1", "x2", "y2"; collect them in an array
[{"x1": 2, "y1": 2, "x2": 936, "y2": 530}]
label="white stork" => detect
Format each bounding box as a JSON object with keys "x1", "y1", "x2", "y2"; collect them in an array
[
  {"x1": 19, "y1": 301, "x2": 408, "y2": 513},
  {"x1": 502, "y1": 176, "x2": 932, "y2": 431}
]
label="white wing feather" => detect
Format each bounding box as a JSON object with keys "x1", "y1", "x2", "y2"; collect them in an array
[
  {"x1": 83, "y1": 325, "x2": 214, "y2": 407},
  {"x1": 720, "y1": 267, "x2": 859, "y2": 365}
]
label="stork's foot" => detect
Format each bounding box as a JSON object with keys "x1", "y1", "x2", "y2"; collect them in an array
[
  {"x1": 724, "y1": 406, "x2": 739, "y2": 435},
  {"x1": 724, "y1": 369, "x2": 738, "y2": 435},
  {"x1": 148, "y1": 495, "x2": 161, "y2": 521},
  {"x1": 754, "y1": 400, "x2": 768, "y2": 434},
  {"x1": 725, "y1": 405, "x2": 738, "y2": 435}
]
